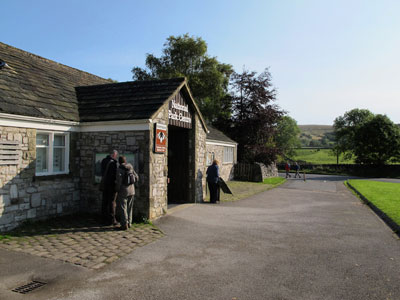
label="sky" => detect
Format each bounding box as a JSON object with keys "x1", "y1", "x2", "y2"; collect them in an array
[{"x1": 2, "y1": 0, "x2": 399, "y2": 125}]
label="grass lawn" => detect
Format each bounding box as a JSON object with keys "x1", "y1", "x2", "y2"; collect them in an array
[
  {"x1": 204, "y1": 177, "x2": 286, "y2": 203},
  {"x1": 347, "y1": 180, "x2": 400, "y2": 226},
  {"x1": 291, "y1": 148, "x2": 354, "y2": 164},
  {"x1": 263, "y1": 177, "x2": 286, "y2": 185}
]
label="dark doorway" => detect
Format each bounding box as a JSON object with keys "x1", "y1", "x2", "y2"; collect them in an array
[{"x1": 167, "y1": 126, "x2": 190, "y2": 204}]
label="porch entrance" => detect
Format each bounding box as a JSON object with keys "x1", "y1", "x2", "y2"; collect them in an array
[{"x1": 167, "y1": 125, "x2": 190, "y2": 204}]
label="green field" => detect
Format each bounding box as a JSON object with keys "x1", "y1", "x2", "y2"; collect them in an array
[
  {"x1": 347, "y1": 180, "x2": 400, "y2": 226},
  {"x1": 289, "y1": 148, "x2": 354, "y2": 165}
]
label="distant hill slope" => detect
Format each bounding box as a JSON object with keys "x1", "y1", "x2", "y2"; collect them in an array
[
  {"x1": 298, "y1": 125, "x2": 333, "y2": 135},
  {"x1": 298, "y1": 125, "x2": 334, "y2": 147},
  {"x1": 298, "y1": 123, "x2": 399, "y2": 148}
]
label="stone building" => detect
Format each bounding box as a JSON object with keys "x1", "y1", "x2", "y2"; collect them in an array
[
  {"x1": 205, "y1": 125, "x2": 237, "y2": 180},
  {"x1": 0, "y1": 42, "x2": 237, "y2": 231}
]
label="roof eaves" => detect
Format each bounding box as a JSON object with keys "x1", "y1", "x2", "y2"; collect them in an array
[{"x1": 206, "y1": 138, "x2": 238, "y2": 146}]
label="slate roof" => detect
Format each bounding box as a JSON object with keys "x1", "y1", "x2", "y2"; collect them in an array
[
  {"x1": 0, "y1": 43, "x2": 208, "y2": 132},
  {"x1": 76, "y1": 78, "x2": 186, "y2": 122},
  {"x1": 0, "y1": 42, "x2": 111, "y2": 121},
  {"x1": 206, "y1": 124, "x2": 237, "y2": 144}
]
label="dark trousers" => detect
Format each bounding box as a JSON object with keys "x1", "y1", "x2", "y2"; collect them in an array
[
  {"x1": 102, "y1": 189, "x2": 117, "y2": 224},
  {"x1": 208, "y1": 181, "x2": 220, "y2": 203}
]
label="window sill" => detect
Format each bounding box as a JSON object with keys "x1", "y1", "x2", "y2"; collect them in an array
[{"x1": 33, "y1": 173, "x2": 73, "y2": 182}]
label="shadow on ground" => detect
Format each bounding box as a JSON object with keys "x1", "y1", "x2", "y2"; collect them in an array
[
  {"x1": 3, "y1": 213, "x2": 118, "y2": 237},
  {"x1": 0, "y1": 213, "x2": 163, "y2": 269}
]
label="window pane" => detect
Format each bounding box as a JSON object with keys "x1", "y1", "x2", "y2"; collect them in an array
[
  {"x1": 36, "y1": 147, "x2": 48, "y2": 173},
  {"x1": 54, "y1": 135, "x2": 65, "y2": 146},
  {"x1": 53, "y1": 148, "x2": 65, "y2": 172},
  {"x1": 223, "y1": 147, "x2": 233, "y2": 163},
  {"x1": 36, "y1": 134, "x2": 49, "y2": 146}
]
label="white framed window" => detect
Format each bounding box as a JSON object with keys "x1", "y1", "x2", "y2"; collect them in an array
[
  {"x1": 36, "y1": 132, "x2": 69, "y2": 176},
  {"x1": 223, "y1": 146, "x2": 234, "y2": 163}
]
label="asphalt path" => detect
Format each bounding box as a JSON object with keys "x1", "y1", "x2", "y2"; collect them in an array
[{"x1": 1, "y1": 174, "x2": 399, "y2": 300}]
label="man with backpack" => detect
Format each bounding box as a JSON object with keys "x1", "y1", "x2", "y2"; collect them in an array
[
  {"x1": 115, "y1": 156, "x2": 139, "y2": 230},
  {"x1": 294, "y1": 162, "x2": 301, "y2": 178}
]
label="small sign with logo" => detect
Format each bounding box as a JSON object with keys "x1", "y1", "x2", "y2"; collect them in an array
[{"x1": 154, "y1": 123, "x2": 167, "y2": 153}]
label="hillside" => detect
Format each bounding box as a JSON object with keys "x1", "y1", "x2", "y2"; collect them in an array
[
  {"x1": 298, "y1": 124, "x2": 334, "y2": 148},
  {"x1": 298, "y1": 125, "x2": 333, "y2": 135}
]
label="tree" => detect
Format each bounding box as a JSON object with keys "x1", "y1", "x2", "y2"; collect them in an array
[
  {"x1": 353, "y1": 114, "x2": 400, "y2": 164},
  {"x1": 132, "y1": 34, "x2": 233, "y2": 122},
  {"x1": 309, "y1": 140, "x2": 322, "y2": 147},
  {"x1": 275, "y1": 116, "x2": 301, "y2": 158},
  {"x1": 226, "y1": 68, "x2": 284, "y2": 164},
  {"x1": 333, "y1": 109, "x2": 400, "y2": 164},
  {"x1": 333, "y1": 108, "x2": 374, "y2": 160}
]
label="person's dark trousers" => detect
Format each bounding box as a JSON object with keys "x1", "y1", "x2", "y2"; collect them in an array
[
  {"x1": 208, "y1": 181, "x2": 219, "y2": 203},
  {"x1": 102, "y1": 189, "x2": 117, "y2": 225}
]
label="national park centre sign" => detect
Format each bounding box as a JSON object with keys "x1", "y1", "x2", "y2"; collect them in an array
[{"x1": 168, "y1": 93, "x2": 192, "y2": 128}]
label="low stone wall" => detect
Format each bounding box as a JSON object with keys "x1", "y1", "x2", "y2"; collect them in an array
[
  {"x1": 234, "y1": 162, "x2": 278, "y2": 182},
  {"x1": 257, "y1": 162, "x2": 278, "y2": 179},
  {"x1": 0, "y1": 126, "x2": 80, "y2": 232},
  {"x1": 277, "y1": 163, "x2": 400, "y2": 178}
]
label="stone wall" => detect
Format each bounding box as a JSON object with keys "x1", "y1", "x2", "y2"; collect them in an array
[
  {"x1": 0, "y1": 126, "x2": 80, "y2": 232},
  {"x1": 78, "y1": 130, "x2": 150, "y2": 221},
  {"x1": 257, "y1": 162, "x2": 278, "y2": 179},
  {"x1": 277, "y1": 163, "x2": 400, "y2": 178},
  {"x1": 148, "y1": 104, "x2": 208, "y2": 216},
  {"x1": 234, "y1": 162, "x2": 278, "y2": 182},
  {"x1": 149, "y1": 105, "x2": 169, "y2": 219},
  {"x1": 195, "y1": 116, "x2": 207, "y2": 203},
  {"x1": 0, "y1": 112, "x2": 212, "y2": 230}
]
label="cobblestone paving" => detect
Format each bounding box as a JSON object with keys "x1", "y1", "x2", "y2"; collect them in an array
[{"x1": 0, "y1": 215, "x2": 164, "y2": 269}]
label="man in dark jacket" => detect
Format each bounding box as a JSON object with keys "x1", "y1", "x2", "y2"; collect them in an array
[
  {"x1": 101, "y1": 150, "x2": 118, "y2": 225},
  {"x1": 206, "y1": 160, "x2": 220, "y2": 203}
]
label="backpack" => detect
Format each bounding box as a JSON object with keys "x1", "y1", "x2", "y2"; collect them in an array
[{"x1": 124, "y1": 171, "x2": 136, "y2": 186}]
